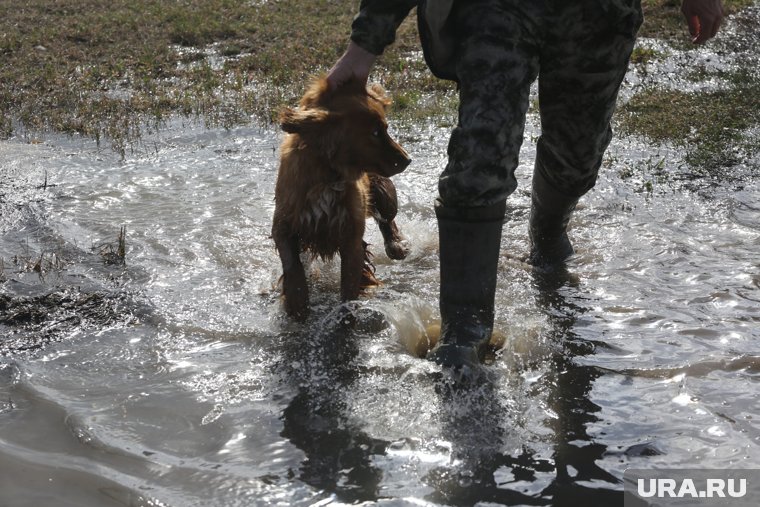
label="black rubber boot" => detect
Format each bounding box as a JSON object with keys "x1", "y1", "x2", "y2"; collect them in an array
[
  {"x1": 528, "y1": 169, "x2": 580, "y2": 267},
  {"x1": 427, "y1": 200, "x2": 506, "y2": 369}
]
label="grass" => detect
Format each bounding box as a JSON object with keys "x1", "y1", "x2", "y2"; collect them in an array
[
  {"x1": 96, "y1": 225, "x2": 127, "y2": 266},
  {"x1": 639, "y1": 0, "x2": 755, "y2": 43},
  {"x1": 621, "y1": 0, "x2": 760, "y2": 171},
  {"x1": 0, "y1": 0, "x2": 448, "y2": 157},
  {"x1": 0, "y1": 0, "x2": 757, "y2": 170},
  {"x1": 629, "y1": 46, "x2": 666, "y2": 65},
  {"x1": 620, "y1": 71, "x2": 760, "y2": 169}
]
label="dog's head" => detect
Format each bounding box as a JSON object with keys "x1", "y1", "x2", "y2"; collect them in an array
[{"x1": 280, "y1": 77, "x2": 411, "y2": 179}]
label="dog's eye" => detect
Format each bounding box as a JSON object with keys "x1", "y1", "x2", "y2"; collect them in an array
[{"x1": 372, "y1": 129, "x2": 381, "y2": 137}]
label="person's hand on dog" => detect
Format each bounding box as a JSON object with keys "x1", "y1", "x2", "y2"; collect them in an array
[
  {"x1": 327, "y1": 41, "x2": 377, "y2": 90},
  {"x1": 682, "y1": 0, "x2": 725, "y2": 44}
]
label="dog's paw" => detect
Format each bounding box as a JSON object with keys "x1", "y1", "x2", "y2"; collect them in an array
[
  {"x1": 284, "y1": 299, "x2": 309, "y2": 321},
  {"x1": 283, "y1": 273, "x2": 309, "y2": 321},
  {"x1": 284, "y1": 295, "x2": 309, "y2": 321},
  {"x1": 385, "y1": 238, "x2": 410, "y2": 260}
]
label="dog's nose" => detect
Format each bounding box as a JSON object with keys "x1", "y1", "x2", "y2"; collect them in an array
[
  {"x1": 394, "y1": 156, "x2": 412, "y2": 170},
  {"x1": 394, "y1": 148, "x2": 412, "y2": 169}
]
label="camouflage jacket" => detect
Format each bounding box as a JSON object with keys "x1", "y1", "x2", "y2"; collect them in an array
[{"x1": 351, "y1": 0, "x2": 458, "y2": 81}]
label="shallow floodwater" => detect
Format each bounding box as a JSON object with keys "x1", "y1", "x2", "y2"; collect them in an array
[{"x1": 2, "y1": 15, "x2": 760, "y2": 507}]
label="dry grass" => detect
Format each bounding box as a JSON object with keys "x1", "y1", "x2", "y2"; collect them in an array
[
  {"x1": 0, "y1": 0, "x2": 449, "y2": 156},
  {"x1": 0, "y1": 0, "x2": 757, "y2": 169}
]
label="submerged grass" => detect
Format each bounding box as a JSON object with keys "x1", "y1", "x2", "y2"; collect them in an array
[{"x1": 0, "y1": 0, "x2": 757, "y2": 170}]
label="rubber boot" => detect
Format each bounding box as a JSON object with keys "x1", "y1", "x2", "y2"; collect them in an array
[
  {"x1": 528, "y1": 169, "x2": 580, "y2": 267},
  {"x1": 427, "y1": 200, "x2": 506, "y2": 369}
]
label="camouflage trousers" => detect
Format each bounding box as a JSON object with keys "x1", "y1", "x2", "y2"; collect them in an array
[{"x1": 438, "y1": 0, "x2": 643, "y2": 207}]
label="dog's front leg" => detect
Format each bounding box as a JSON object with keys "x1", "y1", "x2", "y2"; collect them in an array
[
  {"x1": 369, "y1": 175, "x2": 410, "y2": 260},
  {"x1": 339, "y1": 237, "x2": 365, "y2": 302},
  {"x1": 274, "y1": 229, "x2": 309, "y2": 320},
  {"x1": 378, "y1": 219, "x2": 409, "y2": 260}
]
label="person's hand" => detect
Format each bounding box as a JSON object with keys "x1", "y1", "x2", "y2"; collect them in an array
[
  {"x1": 326, "y1": 41, "x2": 377, "y2": 90},
  {"x1": 682, "y1": 0, "x2": 725, "y2": 44}
]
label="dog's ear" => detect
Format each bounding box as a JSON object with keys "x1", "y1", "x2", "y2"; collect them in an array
[
  {"x1": 300, "y1": 77, "x2": 331, "y2": 108},
  {"x1": 280, "y1": 107, "x2": 332, "y2": 134},
  {"x1": 367, "y1": 83, "x2": 392, "y2": 111}
]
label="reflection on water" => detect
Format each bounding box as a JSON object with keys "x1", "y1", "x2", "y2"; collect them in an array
[
  {"x1": 278, "y1": 313, "x2": 389, "y2": 503},
  {"x1": 2, "y1": 12, "x2": 760, "y2": 507}
]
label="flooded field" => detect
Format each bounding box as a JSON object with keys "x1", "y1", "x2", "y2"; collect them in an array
[{"x1": 1, "y1": 11, "x2": 759, "y2": 507}]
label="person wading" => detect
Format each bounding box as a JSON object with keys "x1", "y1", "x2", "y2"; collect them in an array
[{"x1": 326, "y1": 0, "x2": 725, "y2": 369}]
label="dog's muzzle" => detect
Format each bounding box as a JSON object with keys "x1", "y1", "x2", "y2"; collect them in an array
[
  {"x1": 386, "y1": 148, "x2": 412, "y2": 176},
  {"x1": 395, "y1": 155, "x2": 412, "y2": 171}
]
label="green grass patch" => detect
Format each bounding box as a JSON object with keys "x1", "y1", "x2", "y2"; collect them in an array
[
  {"x1": 619, "y1": 69, "x2": 760, "y2": 169},
  {"x1": 630, "y1": 45, "x2": 666, "y2": 65}
]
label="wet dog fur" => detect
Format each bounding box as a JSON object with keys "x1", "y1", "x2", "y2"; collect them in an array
[{"x1": 272, "y1": 77, "x2": 411, "y2": 320}]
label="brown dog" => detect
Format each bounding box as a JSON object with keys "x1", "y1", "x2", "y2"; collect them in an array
[{"x1": 272, "y1": 77, "x2": 412, "y2": 320}]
